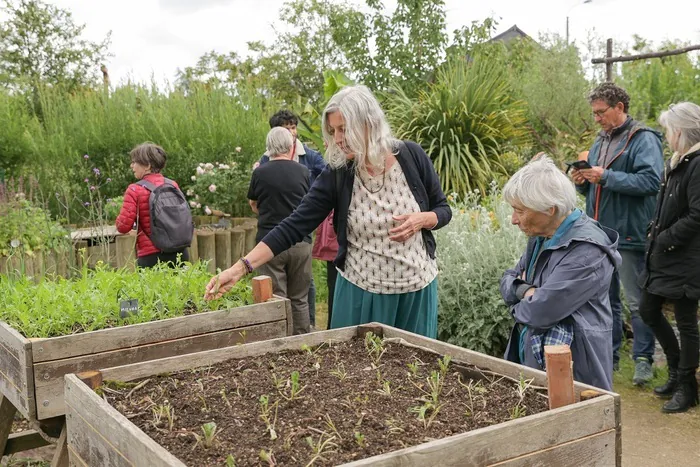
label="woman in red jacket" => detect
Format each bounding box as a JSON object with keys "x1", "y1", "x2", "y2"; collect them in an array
[{"x1": 115, "y1": 143, "x2": 189, "y2": 267}]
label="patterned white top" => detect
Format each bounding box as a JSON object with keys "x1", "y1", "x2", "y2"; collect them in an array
[{"x1": 342, "y1": 162, "x2": 438, "y2": 294}]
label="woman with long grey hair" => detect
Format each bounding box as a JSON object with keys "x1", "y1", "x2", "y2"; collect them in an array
[
  {"x1": 639, "y1": 102, "x2": 700, "y2": 413},
  {"x1": 204, "y1": 85, "x2": 451, "y2": 337}
]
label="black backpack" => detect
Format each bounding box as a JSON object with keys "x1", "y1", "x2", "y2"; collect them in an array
[{"x1": 136, "y1": 178, "x2": 194, "y2": 252}]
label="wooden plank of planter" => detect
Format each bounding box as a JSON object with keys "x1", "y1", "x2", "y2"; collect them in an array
[
  {"x1": 65, "y1": 374, "x2": 185, "y2": 467},
  {"x1": 214, "y1": 230, "x2": 231, "y2": 271},
  {"x1": 242, "y1": 223, "x2": 256, "y2": 254},
  {"x1": 189, "y1": 230, "x2": 199, "y2": 263},
  {"x1": 0, "y1": 322, "x2": 35, "y2": 420},
  {"x1": 100, "y1": 327, "x2": 358, "y2": 384},
  {"x1": 31, "y1": 299, "x2": 287, "y2": 363},
  {"x1": 230, "y1": 227, "x2": 245, "y2": 262},
  {"x1": 545, "y1": 345, "x2": 575, "y2": 409},
  {"x1": 3, "y1": 429, "x2": 52, "y2": 455},
  {"x1": 34, "y1": 320, "x2": 287, "y2": 419},
  {"x1": 115, "y1": 234, "x2": 136, "y2": 271},
  {"x1": 196, "y1": 231, "x2": 216, "y2": 274},
  {"x1": 0, "y1": 395, "x2": 15, "y2": 456}
]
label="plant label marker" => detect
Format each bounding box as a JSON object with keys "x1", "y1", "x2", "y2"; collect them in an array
[
  {"x1": 544, "y1": 344, "x2": 575, "y2": 410},
  {"x1": 119, "y1": 299, "x2": 139, "y2": 318}
]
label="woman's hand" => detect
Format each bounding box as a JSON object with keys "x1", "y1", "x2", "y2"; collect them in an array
[
  {"x1": 204, "y1": 262, "x2": 246, "y2": 300},
  {"x1": 389, "y1": 212, "x2": 437, "y2": 243},
  {"x1": 570, "y1": 168, "x2": 586, "y2": 185}
]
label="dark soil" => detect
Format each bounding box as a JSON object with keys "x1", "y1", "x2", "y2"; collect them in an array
[{"x1": 105, "y1": 336, "x2": 548, "y2": 466}]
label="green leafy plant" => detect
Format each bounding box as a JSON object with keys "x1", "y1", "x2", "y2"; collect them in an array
[
  {"x1": 329, "y1": 362, "x2": 347, "y2": 381},
  {"x1": 353, "y1": 431, "x2": 366, "y2": 448},
  {"x1": 259, "y1": 394, "x2": 279, "y2": 440},
  {"x1": 385, "y1": 56, "x2": 531, "y2": 196},
  {"x1": 279, "y1": 370, "x2": 306, "y2": 401},
  {"x1": 186, "y1": 159, "x2": 251, "y2": 217},
  {"x1": 305, "y1": 432, "x2": 338, "y2": 465},
  {"x1": 225, "y1": 454, "x2": 237, "y2": 467},
  {"x1": 193, "y1": 422, "x2": 219, "y2": 449},
  {"x1": 364, "y1": 332, "x2": 386, "y2": 367},
  {"x1": 510, "y1": 373, "x2": 534, "y2": 419},
  {"x1": 151, "y1": 402, "x2": 175, "y2": 431}
]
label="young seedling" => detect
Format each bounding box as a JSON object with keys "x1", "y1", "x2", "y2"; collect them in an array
[
  {"x1": 305, "y1": 432, "x2": 338, "y2": 465},
  {"x1": 407, "y1": 361, "x2": 420, "y2": 377},
  {"x1": 509, "y1": 373, "x2": 534, "y2": 419},
  {"x1": 409, "y1": 371, "x2": 446, "y2": 428},
  {"x1": 271, "y1": 373, "x2": 285, "y2": 391},
  {"x1": 280, "y1": 371, "x2": 307, "y2": 401},
  {"x1": 151, "y1": 402, "x2": 175, "y2": 431},
  {"x1": 225, "y1": 454, "x2": 237, "y2": 467},
  {"x1": 377, "y1": 379, "x2": 393, "y2": 397},
  {"x1": 385, "y1": 418, "x2": 405, "y2": 435},
  {"x1": 220, "y1": 388, "x2": 232, "y2": 409},
  {"x1": 458, "y1": 376, "x2": 487, "y2": 418},
  {"x1": 323, "y1": 413, "x2": 342, "y2": 440},
  {"x1": 364, "y1": 332, "x2": 386, "y2": 367},
  {"x1": 197, "y1": 394, "x2": 209, "y2": 412},
  {"x1": 301, "y1": 343, "x2": 314, "y2": 356},
  {"x1": 193, "y1": 422, "x2": 219, "y2": 449},
  {"x1": 329, "y1": 362, "x2": 347, "y2": 381},
  {"x1": 259, "y1": 394, "x2": 279, "y2": 440},
  {"x1": 438, "y1": 355, "x2": 452, "y2": 377},
  {"x1": 354, "y1": 431, "x2": 366, "y2": 448},
  {"x1": 259, "y1": 449, "x2": 277, "y2": 466}
]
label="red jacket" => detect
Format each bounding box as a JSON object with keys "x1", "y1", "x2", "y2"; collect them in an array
[{"x1": 115, "y1": 174, "x2": 181, "y2": 257}]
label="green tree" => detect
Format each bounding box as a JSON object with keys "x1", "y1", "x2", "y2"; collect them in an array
[{"x1": 0, "y1": 0, "x2": 111, "y2": 91}]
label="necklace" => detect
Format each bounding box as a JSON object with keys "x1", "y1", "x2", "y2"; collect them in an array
[{"x1": 359, "y1": 165, "x2": 387, "y2": 194}]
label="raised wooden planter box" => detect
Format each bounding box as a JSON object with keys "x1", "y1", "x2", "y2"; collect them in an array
[
  {"x1": 64, "y1": 324, "x2": 621, "y2": 467},
  {"x1": 0, "y1": 277, "x2": 289, "y2": 462}
]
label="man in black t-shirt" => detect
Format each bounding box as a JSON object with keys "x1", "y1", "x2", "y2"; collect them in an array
[{"x1": 247, "y1": 127, "x2": 312, "y2": 334}]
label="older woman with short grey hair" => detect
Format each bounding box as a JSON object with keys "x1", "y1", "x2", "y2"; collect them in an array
[
  {"x1": 500, "y1": 156, "x2": 621, "y2": 390},
  {"x1": 639, "y1": 102, "x2": 700, "y2": 413},
  {"x1": 205, "y1": 85, "x2": 451, "y2": 338}
]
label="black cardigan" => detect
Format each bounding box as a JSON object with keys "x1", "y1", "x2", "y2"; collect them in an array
[{"x1": 261, "y1": 140, "x2": 452, "y2": 270}]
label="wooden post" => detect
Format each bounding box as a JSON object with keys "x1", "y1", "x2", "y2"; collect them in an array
[
  {"x1": 606, "y1": 38, "x2": 614, "y2": 82},
  {"x1": 580, "y1": 389, "x2": 603, "y2": 401},
  {"x1": 214, "y1": 230, "x2": 232, "y2": 271},
  {"x1": 56, "y1": 248, "x2": 69, "y2": 278},
  {"x1": 32, "y1": 251, "x2": 44, "y2": 282},
  {"x1": 243, "y1": 223, "x2": 256, "y2": 254},
  {"x1": 115, "y1": 234, "x2": 136, "y2": 271},
  {"x1": 189, "y1": 230, "x2": 199, "y2": 263},
  {"x1": 0, "y1": 395, "x2": 17, "y2": 457},
  {"x1": 77, "y1": 370, "x2": 103, "y2": 389},
  {"x1": 252, "y1": 275, "x2": 273, "y2": 303},
  {"x1": 232, "y1": 217, "x2": 248, "y2": 227},
  {"x1": 197, "y1": 231, "x2": 216, "y2": 274},
  {"x1": 23, "y1": 254, "x2": 34, "y2": 279},
  {"x1": 50, "y1": 424, "x2": 68, "y2": 467},
  {"x1": 0, "y1": 255, "x2": 6, "y2": 276},
  {"x1": 44, "y1": 250, "x2": 57, "y2": 276},
  {"x1": 545, "y1": 345, "x2": 576, "y2": 410},
  {"x1": 231, "y1": 227, "x2": 245, "y2": 262}
]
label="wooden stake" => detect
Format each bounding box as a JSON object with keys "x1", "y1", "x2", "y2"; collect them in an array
[
  {"x1": 189, "y1": 229, "x2": 199, "y2": 263},
  {"x1": 242, "y1": 223, "x2": 256, "y2": 254},
  {"x1": 50, "y1": 424, "x2": 68, "y2": 467},
  {"x1": 252, "y1": 276, "x2": 273, "y2": 303},
  {"x1": 115, "y1": 234, "x2": 136, "y2": 270},
  {"x1": 231, "y1": 227, "x2": 245, "y2": 261},
  {"x1": 197, "y1": 231, "x2": 216, "y2": 274},
  {"x1": 544, "y1": 345, "x2": 575, "y2": 410},
  {"x1": 580, "y1": 389, "x2": 603, "y2": 401},
  {"x1": 215, "y1": 230, "x2": 232, "y2": 270},
  {"x1": 77, "y1": 370, "x2": 103, "y2": 390}
]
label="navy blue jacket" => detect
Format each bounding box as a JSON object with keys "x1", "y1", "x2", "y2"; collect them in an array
[
  {"x1": 259, "y1": 144, "x2": 326, "y2": 185},
  {"x1": 576, "y1": 118, "x2": 663, "y2": 251},
  {"x1": 261, "y1": 141, "x2": 452, "y2": 270}
]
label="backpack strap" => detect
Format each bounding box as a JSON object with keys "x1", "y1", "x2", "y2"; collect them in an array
[{"x1": 136, "y1": 179, "x2": 157, "y2": 192}]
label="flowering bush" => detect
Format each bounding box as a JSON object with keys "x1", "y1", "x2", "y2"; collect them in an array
[
  {"x1": 435, "y1": 187, "x2": 526, "y2": 356},
  {"x1": 186, "y1": 154, "x2": 251, "y2": 216}
]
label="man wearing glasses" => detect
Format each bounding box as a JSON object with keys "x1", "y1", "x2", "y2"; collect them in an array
[{"x1": 571, "y1": 83, "x2": 664, "y2": 385}]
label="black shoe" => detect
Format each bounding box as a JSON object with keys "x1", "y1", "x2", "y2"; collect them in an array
[
  {"x1": 654, "y1": 367, "x2": 678, "y2": 399},
  {"x1": 662, "y1": 372, "x2": 699, "y2": 414}
]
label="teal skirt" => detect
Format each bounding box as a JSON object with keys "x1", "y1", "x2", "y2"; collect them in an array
[{"x1": 330, "y1": 274, "x2": 438, "y2": 338}]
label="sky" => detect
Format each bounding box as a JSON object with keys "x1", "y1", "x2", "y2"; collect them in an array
[{"x1": 42, "y1": 0, "x2": 700, "y2": 85}]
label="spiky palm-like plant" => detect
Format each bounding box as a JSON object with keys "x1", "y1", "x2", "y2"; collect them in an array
[{"x1": 385, "y1": 58, "x2": 530, "y2": 196}]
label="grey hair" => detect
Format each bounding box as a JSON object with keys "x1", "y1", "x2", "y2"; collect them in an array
[
  {"x1": 658, "y1": 102, "x2": 700, "y2": 154},
  {"x1": 266, "y1": 127, "x2": 294, "y2": 159},
  {"x1": 322, "y1": 85, "x2": 399, "y2": 176},
  {"x1": 503, "y1": 155, "x2": 577, "y2": 216}
]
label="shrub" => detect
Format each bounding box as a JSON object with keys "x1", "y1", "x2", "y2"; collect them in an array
[
  {"x1": 435, "y1": 188, "x2": 525, "y2": 356},
  {"x1": 185, "y1": 157, "x2": 251, "y2": 217},
  {"x1": 385, "y1": 57, "x2": 531, "y2": 197}
]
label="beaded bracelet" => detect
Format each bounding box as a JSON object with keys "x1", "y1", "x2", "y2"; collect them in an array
[{"x1": 239, "y1": 257, "x2": 254, "y2": 274}]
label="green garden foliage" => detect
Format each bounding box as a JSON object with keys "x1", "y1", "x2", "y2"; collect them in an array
[
  {"x1": 386, "y1": 57, "x2": 530, "y2": 197},
  {"x1": 0, "y1": 261, "x2": 252, "y2": 338},
  {"x1": 435, "y1": 189, "x2": 525, "y2": 356}
]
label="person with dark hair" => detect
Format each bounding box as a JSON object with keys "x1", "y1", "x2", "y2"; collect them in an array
[
  {"x1": 255, "y1": 109, "x2": 329, "y2": 330},
  {"x1": 115, "y1": 142, "x2": 190, "y2": 267},
  {"x1": 571, "y1": 83, "x2": 664, "y2": 384},
  {"x1": 639, "y1": 102, "x2": 700, "y2": 413}
]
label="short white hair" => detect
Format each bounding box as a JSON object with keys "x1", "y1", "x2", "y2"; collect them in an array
[
  {"x1": 659, "y1": 102, "x2": 700, "y2": 154},
  {"x1": 266, "y1": 127, "x2": 294, "y2": 158},
  {"x1": 503, "y1": 156, "x2": 577, "y2": 216},
  {"x1": 322, "y1": 85, "x2": 399, "y2": 176}
]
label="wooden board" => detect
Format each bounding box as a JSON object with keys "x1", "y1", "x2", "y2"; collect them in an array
[
  {"x1": 35, "y1": 320, "x2": 286, "y2": 419},
  {"x1": 65, "y1": 374, "x2": 185, "y2": 467},
  {"x1": 0, "y1": 322, "x2": 35, "y2": 419},
  {"x1": 31, "y1": 299, "x2": 287, "y2": 363}
]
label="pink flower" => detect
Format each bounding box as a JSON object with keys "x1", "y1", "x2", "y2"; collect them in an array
[
  {"x1": 90, "y1": 186, "x2": 96, "y2": 191},
  {"x1": 208, "y1": 184, "x2": 217, "y2": 193},
  {"x1": 83, "y1": 154, "x2": 89, "y2": 160},
  {"x1": 204, "y1": 206, "x2": 212, "y2": 215}
]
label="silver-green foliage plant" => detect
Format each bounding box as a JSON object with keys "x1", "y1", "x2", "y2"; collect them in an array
[
  {"x1": 0, "y1": 261, "x2": 252, "y2": 338},
  {"x1": 435, "y1": 187, "x2": 526, "y2": 356}
]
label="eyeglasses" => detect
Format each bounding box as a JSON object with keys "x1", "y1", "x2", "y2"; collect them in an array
[{"x1": 592, "y1": 106, "x2": 611, "y2": 118}]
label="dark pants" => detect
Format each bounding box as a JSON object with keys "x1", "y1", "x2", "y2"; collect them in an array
[
  {"x1": 308, "y1": 277, "x2": 316, "y2": 327},
  {"x1": 137, "y1": 249, "x2": 189, "y2": 268},
  {"x1": 639, "y1": 290, "x2": 699, "y2": 372},
  {"x1": 326, "y1": 261, "x2": 338, "y2": 330},
  {"x1": 610, "y1": 249, "x2": 656, "y2": 363}
]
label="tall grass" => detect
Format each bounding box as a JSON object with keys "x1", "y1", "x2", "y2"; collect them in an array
[{"x1": 1, "y1": 83, "x2": 272, "y2": 223}]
